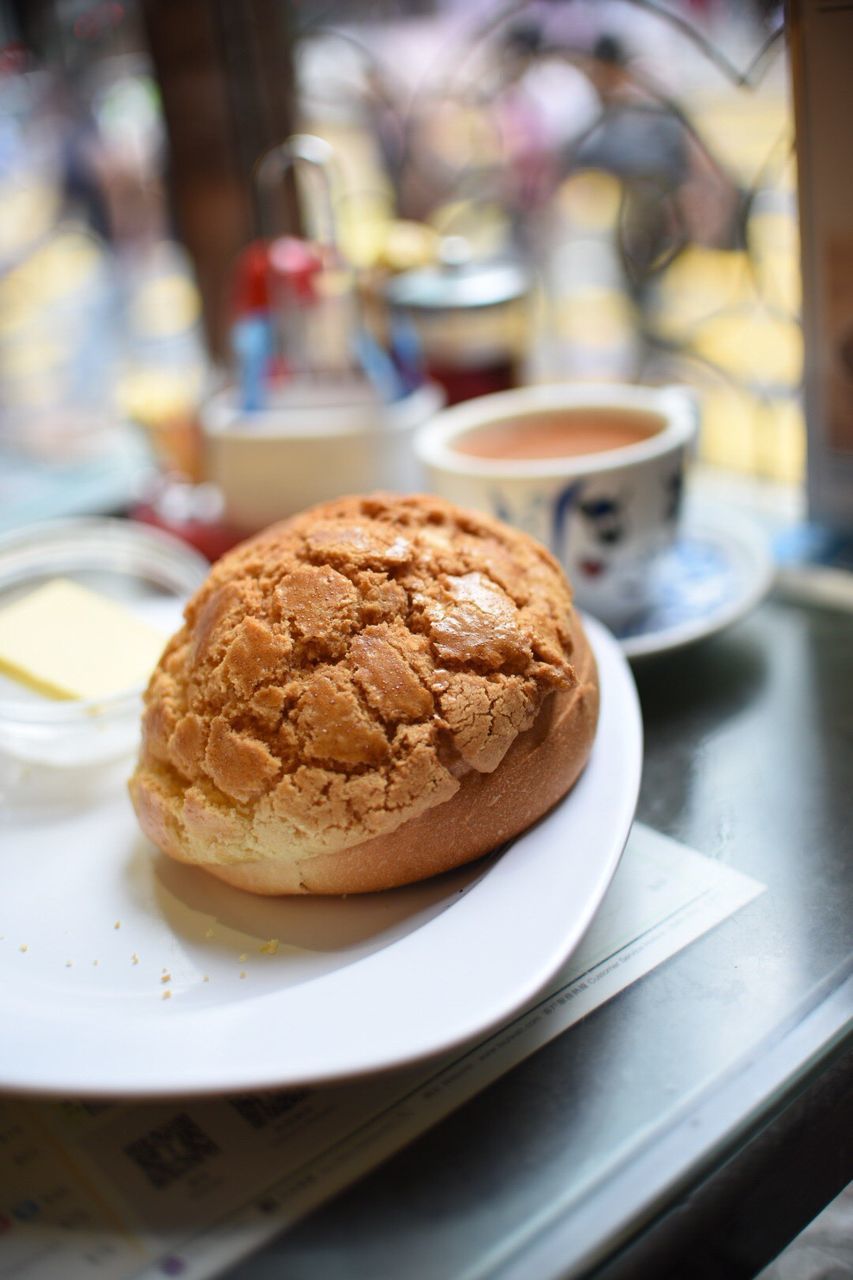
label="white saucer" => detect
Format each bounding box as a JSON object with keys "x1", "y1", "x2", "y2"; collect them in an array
[{"x1": 616, "y1": 505, "x2": 774, "y2": 660}]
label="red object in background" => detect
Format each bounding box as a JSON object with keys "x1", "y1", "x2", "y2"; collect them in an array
[
  {"x1": 268, "y1": 236, "x2": 323, "y2": 302},
  {"x1": 0, "y1": 42, "x2": 28, "y2": 75},
  {"x1": 229, "y1": 236, "x2": 325, "y2": 383},
  {"x1": 426, "y1": 357, "x2": 518, "y2": 406},
  {"x1": 132, "y1": 500, "x2": 244, "y2": 562},
  {"x1": 230, "y1": 241, "x2": 273, "y2": 316},
  {"x1": 230, "y1": 237, "x2": 323, "y2": 317},
  {"x1": 131, "y1": 482, "x2": 246, "y2": 563}
]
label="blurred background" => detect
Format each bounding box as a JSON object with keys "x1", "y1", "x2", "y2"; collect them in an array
[{"x1": 0, "y1": 0, "x2": 797, "y2": 550}]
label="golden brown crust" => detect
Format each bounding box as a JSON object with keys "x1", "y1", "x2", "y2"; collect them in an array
[
  {"x1": 129, "y1": 493, "x2": 599, "y2": 894},
  {"x1": 206, "y1": 623, "x2": 599, "y2": 894}
]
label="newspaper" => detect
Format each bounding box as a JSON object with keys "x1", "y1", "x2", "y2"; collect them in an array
[{"x1": 0, "y1": 824, "x2": 764, "y2": 1280}]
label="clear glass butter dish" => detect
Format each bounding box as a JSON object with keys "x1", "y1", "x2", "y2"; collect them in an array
[{"x1": 0, "y1": 518, "x2": 209, "y2": 805}]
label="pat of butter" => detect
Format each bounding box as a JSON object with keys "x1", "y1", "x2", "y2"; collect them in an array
[{"x1": 0, "y1": 578, "x2": 166, "y2": 701}]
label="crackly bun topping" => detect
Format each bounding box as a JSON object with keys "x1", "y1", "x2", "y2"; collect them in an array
[{"x1": 136, "y1": 494, "x2": 579, "y2": 857}]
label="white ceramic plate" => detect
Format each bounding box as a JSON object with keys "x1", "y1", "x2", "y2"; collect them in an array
[
  {"x1": 0, "y1": 617, "x2": 641, "y2": 1098},
  {"x1": 617, "y1": 504, "x2": 774, "y2": 660}
]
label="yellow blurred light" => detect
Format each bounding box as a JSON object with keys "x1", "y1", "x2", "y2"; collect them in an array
[
  {"x1": 555, "y1": 288, "x2": 634, "y2": 346},
  {"x1": 378, "y1": 220, "x2": 440, "y2": 271},
  {"x1": 555, "y1": 171, "x2": 622, "y2": 232},
  {"x1": 335, "y1": 191, "x2": 394, "y2": 268},
  {"x1": 0, "y1": 229, "x2": 102, "y2": 337},
  {"x1": 652, "y1": 248, "x2": 752, "y2": 340},
  {"x1": 689, "y1": 95, "x2": 791, "y2": 185},
  {"x1": 755, "y1": 396, "x2": 805, "y2": 483},
  {"x1": 0, "y1": 337, "x2": 66, "y2": 379},
  {"x1": 130, "y1": 275, "x2": 200, "y2": 337},
  {"x1": 698, "y1": 383, "x2": 760, "y2": 472},
  {"x1": 0, "y1": 181, "x2": 59, "y2": 261},
  {"x1": 341, "y1": 217, "x2": 439, "y2": 272},
  {"x1": 428, "y1": 200, "x2": 510, "y2": 258},
  {"x1": 118, "y1": 367, "x2": 202, "y2": 426},
  {"x1": 691, "y1": 308, "x2": 802, "y2": 388},
  {"x1": 695, "y1": 379, "x2": 804, "y2": 482},
  {"x1": 747, "y1": 211, "x2": 801, "y2": 315}
]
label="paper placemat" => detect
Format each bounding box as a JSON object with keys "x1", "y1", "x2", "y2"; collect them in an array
[{"x1": 0, "y1": 824, "x2": 764, "y2": 1280}]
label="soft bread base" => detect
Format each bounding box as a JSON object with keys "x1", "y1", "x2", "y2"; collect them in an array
[{"x1": 204, "y1": 622, "x2": 599, "y2": 895}]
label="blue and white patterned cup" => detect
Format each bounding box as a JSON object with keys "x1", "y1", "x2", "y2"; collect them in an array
[{"x1": 414, "y1": 383, "x2": 697, "y2": 630}]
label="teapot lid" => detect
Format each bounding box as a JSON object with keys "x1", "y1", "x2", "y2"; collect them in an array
[{"x1": 385, "y1": 237, "x2": 529, "y2": 311}]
